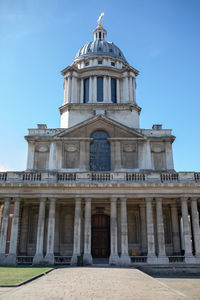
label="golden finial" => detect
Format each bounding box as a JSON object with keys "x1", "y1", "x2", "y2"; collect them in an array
[{"x1": 97, "y1": 12, "x2": 104, "y2": 28}]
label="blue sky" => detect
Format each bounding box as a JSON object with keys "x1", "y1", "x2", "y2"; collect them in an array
[{"x1": 0, "y1": 0, "x2": 199, "y2": 172}]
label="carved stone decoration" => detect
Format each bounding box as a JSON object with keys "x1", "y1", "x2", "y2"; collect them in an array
[
  {"x1": 34, "y1": 143, "x2": 50, "y2": 169},
  {"x1": 63, "y1": 142, "x2": 80, "y2": 169},
  {"x1": 121, "y1": 142, "x2": 138, "y2": 169},
  {"x1": 151, "y1": 143, "x2": 166, "y2": 170}
]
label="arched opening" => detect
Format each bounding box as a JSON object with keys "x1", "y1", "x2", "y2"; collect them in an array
[
  {"x1": 90, "y1": 130, "x2": 110, "y2": 171},
  {"x1": 91, "y1": 214, "x2": 110, "y2": 258}
]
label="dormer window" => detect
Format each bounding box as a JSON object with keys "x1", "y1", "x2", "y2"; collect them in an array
[
  {"x1": 111, "y1": 62, "x2": 115, "y2": 66},
  {"x1": 109, "y1": 49, "x2": 113, "y2": 53},
  {"x1": 85, "y1": 62, "x2": 89, "y2": 66},
  {"x1": 98, "y1": 60, "x2": 102, "y2": 65}
]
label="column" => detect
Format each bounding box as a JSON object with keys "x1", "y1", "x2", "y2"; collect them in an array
[
  {"x1": 156, "y1": 198, "x2": 168, "y2": 263},
  {"x1": 132, "y1": 77, "x2": 136, "y2": 104},
  {"x1": 124, "y1": 76, "x2": 129, "y2": 102},
  {"x1": 83, "y1": 198, "x2": 92, "y2": 265},
  {"x1": 80, "y1": 78, "x2": 84, "y2": 103},
  {"x1": 49, "y1": 142, "x2": 55, "y2": 170},
  {"x1": 146, "y1": 198, "x2": 157, "y2": 263},
  {"x1": 0, "y1": 198, "x2": 10, "y2": 264},
  {"x1": 71, "y1": 76, "x2": 76, "y2": 102},
  {"x1": 129, "y1": 76, "x2": 133, "y2": 102},
  {"x1": 116, "y1": 79, "x2": 120, "y2": 103},
  {"x1": 139, "y1": 204, "x2": 147, "y2": 254},
  {"x1": 165, "y1": 142, "x2": 174, "y2": 170},
  {"x1": 191, "y1": 198, "x2": 200, "y2": 260},
  {"x1": 26, "y1": 141, "x2": 35, "y2": 170},
  {"x1": 89, "y1": 76, "x2": 93, "y2": 102},
  {"x1": 33, "y1": 198, "x2": 46, "y2": 265},
  {"x1": 114, "y1": 141, "x2": 121, "y2": 171},
  {"x1": 93, "y1": 76, "x2": 97, "y2": 102},
  {"x1": 7, "y1": 198, "x2": 21, "y2": 265},
  {"x1": 67, "y1": 76, "x2": 71, "y2": 103},
  {"x1": 145, "y1": 140, "x2": 152, "y2": 169},
  {"x1": 108, "y1": 77, "x2": 111, "y2": 102},
  {"x1": 19, "y1": 204, "x2": 29, "y2": 255},
  {"x1": 71, "y1": 198, "x2": 82, "y2": 265},
  {"x1": 109, "y1": 198, "x2": 119, "y2": 265},
  {"x1": 120, "y1": 198, "x2": 130, "y2": 265},
  {"x1": 44, "y1": 198, "x2": 56, "y2": 265},
  {"x1": 103, "y1": 76, "x2": 108, "y2": 101},
  {"x1": 181, "y1": 197, "x2": 195, "y2": 263},
  {"x1": 170, "y1": 203, "x2": 181, "y2": 254}
]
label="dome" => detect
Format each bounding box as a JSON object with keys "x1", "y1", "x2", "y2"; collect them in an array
[
  {"x1": 74, "y1": 40, "x2": 128, "y2": 63},
  {"x1": 75, "y1": 40, "x2": 127, "y2": 63}
]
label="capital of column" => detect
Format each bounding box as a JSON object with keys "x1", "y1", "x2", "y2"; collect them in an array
[
  {"x1": 48, "y1": 198, "x2": 56, "y2": 203},
  {"x1": 146, "y1": 197, "x2": 153, "y2": 202}
]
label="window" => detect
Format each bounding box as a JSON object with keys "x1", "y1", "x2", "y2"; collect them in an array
[
  {"x1": 85, "y1": 62, "x2": 89, "y2": 66},
  {"x1": 84, "y1": 78, "x2": 89, "y2": 103},
  {"x1": 97, "y1": 77, "x2": 103, "y2": 102},
  {"x1": 109, "y1": 49, "x2": 113, "y2": 53},
  {"x1": 111, "y1": 78, "x2": 117, "y2": 103},
  {"x1": 90, "y1": 131, "x2": 110, "y2": 171},
  {"x1": 98, "y1": 60, "x2": 102, "y2": 64},
  {"x1": 111, "y1": 62, "x2": 115, "y2": 66},
  {"x1": 99, "y1": 32, "x2": 101, "y2": 40}
]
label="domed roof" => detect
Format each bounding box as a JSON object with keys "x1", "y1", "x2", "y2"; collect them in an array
[{"x1": 74, "y1": 40, "x2": 127, "y2": 63}]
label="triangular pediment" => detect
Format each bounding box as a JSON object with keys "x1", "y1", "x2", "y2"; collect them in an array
[{"x1": 55, "y1": 115, "x2": 145, "y2": 139}]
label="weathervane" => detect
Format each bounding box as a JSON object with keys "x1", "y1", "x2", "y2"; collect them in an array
[{"x1": 97, "y1": 12, "x2": 104, "y2": 27}]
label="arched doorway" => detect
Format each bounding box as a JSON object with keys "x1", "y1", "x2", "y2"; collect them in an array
[
  {"x1": 91, "y1": 214, "x2": 110, "y2": 258},
  {"x1": 90, "y1": 130, "x2": 110, "y2": 171}
]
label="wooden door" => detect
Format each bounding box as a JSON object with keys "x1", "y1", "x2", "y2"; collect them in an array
[{"x1": 92, "y1": 214, "x2": 110, "y2": 258}]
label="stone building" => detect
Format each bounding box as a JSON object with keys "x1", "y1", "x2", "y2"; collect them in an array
[{"x1": 0, "y1": 18, "x2": 200, "y2": 267}]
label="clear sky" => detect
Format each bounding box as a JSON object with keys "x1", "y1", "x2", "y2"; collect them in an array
[{"x1": 0, "y1": 0, "x2": 200, "y2": 172}]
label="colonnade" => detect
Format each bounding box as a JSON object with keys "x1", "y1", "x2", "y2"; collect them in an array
[
  {"x1": 0, "y1": 197, "x2": 200, "y2": 265},
  {"x1": 64, "y1": 74, "x2": 136, "y2": 104}
]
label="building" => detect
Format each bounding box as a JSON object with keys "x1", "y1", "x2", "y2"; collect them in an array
[{"x1": 0, "y1": 17, "x2": 200, "y2": 267}]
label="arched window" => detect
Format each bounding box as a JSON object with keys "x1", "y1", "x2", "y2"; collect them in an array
[
  {"x1": 84, "y1": 78, "x2": 89, "y2": 103},
  {"x1": 97, "y1": 77, "x2": 103, "y2": 102},
  {"x1": 111, "y1": 78, "x2": 117, "y2": 103},
  {"x1": 90, "y1": 130, "x2": 110, "y2": 171}
]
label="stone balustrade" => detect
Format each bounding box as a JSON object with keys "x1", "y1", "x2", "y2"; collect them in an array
[{"x1": 0, "y1": 171, "x2": 199, "y2": 184}]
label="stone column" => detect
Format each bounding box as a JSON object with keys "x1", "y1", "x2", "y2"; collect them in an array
[
  {"x1": 191, "y1": 198, "x2": 200, "y2": 260},
  {"x1": 109, "y1": 198, "x2": 119, "y2": 265},
  {"x1": 165, "y1": 142, "x2": 174, "y2": 170},
  {"x1": 156, "y1": 198, "x2": 168, "y2": 263},
  {"x1": 44, "y1": 198, "x2": 56, "y2": 265},
  {"x1": 71, "y1": 76, "x2": 76, "y2": 102},
  {"x1": 120, "y1": 198, "x2": 130, "y2": 265},
  {"x1": 129, "y1": 76, "x2": 133, "y2": 102},
  {"x1": 49, "y1": 142, "x2": 55, "y2": 170},
  {"x1": 116, "y1": 79, "x2": 120, "y2": 103},
  {"x1": 67, "y1": 76, "x2": 72, "y2": 103},
  {"x1": 71, "y1": 198, "x2": 82, "y2": 265},
  {"x1": 132, "y1": 77, "x2": 136, "y2": 104},
  {"x1": 124, "y1": 76, "x2": 129, "y2": 102},
  {"x1": 89, "y1": 76, "x2": 93, "y2": 102},
  {"x1": 33, "y1": 198, "x2": 46, "y2": 265},
  {"x1": 108, "y1": 77, "x2": 111, "y2": 102},
  {"x1": 181, "y1": 197, "x2": 195, "y2": 263},
  {"x1": 19, "y1": 204, "x2": 29, "y2": 255},
  {"x1": 7, "y1": 198, "x2": 21, "y2": 265},
  {"x1": 145, "y1": 141, "x2": 152, "y2": 169},
  {"x1": 170, "y1": 203, "x2": 181, "y2": 254},
  {"x1": 83, "y1": 198, "x2": 92, "y2": 265},
  {"x1": 139, "y1": 204, "x2": 147, "y2": 254},
  {"x1": 0, "y1": 198, "x2": 10, "y2": 264},
  {"x1": 80, "y1": 78, "x2": 84, "y2": 103},
  {"x1": 146, "y1": 198, "x2": 157, "y2": 263},
  {"x1": 26, "y1": 141, "x2": 35, "y2": 170},
  {"x1": 103, "y1": 76, "x2": 108, "y2": 101},
  {"x1": 93, "y1": 76, "x2": 97, "y2": 102}
]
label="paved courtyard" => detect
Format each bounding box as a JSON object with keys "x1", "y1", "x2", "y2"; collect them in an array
[{"x1": 0, "y1": 267, "x2": 200, "y2": 300}]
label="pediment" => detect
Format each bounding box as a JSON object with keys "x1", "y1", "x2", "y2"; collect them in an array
[{"x1": 55, "y1": 115, "x2": 145, "y2": 139}]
